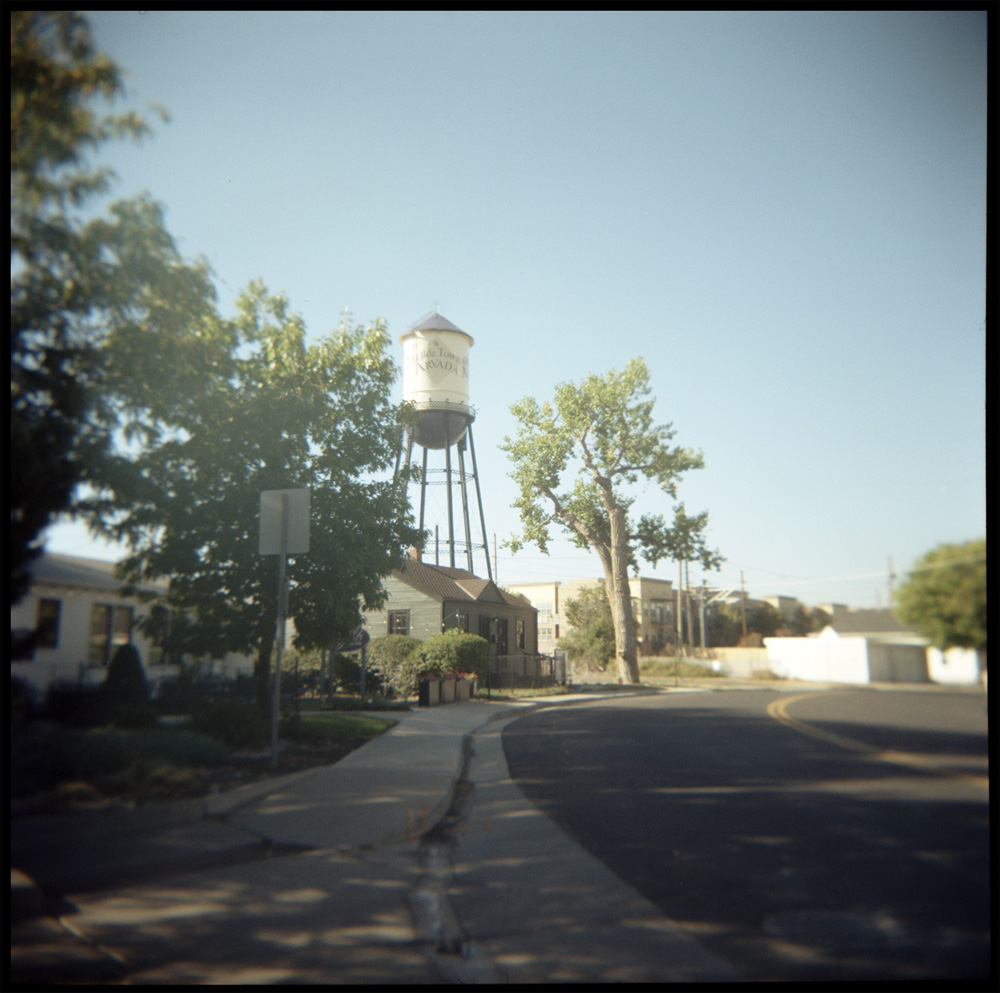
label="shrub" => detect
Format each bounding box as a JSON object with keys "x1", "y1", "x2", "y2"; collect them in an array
[
  {"x1": 367, "y1": 635, "x2": 422, "y2": 698},
  {"x1": 418, "y1": 631, "x2": 490, "y2": 680},
  {"x1": 327, "y1": 652, "x2": 382, "y2": 696},
  {"x1": 10, "y1": 724, "x2": 229, "y2": 798},
  {"x1": 109, "y1": 702, "x2": 160, "y2": 729},
  {"x1": 104, "y1": 643, "x2": 149, "y2": 703},
  {"x1": 189, "y1": 699, "x2": 268, "y2": 750},
  {"x1": 45, "y1": 684, "x2": 117, "y2": 728}
]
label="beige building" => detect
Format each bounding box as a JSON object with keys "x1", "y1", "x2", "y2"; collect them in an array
[{"x1": 505, "y1": 575, "x2": 677, "y2": 657}]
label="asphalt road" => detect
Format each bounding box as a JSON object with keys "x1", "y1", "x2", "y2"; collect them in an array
[{"x1": 503, "y1": 687, "x2": 992, "y2": 983}]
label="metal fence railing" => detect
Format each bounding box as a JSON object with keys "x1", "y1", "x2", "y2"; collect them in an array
[{"x1": 488, "y1": 653, "x2": 568, "y2": 690}]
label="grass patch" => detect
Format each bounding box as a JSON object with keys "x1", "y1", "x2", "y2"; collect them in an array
[
  {"x1": 295, "y1": 695, "x2": 413, "y2": 712},
  {"x1": 640, "y1": 657, "x2": 725, "y2": 679},
  {"x1": 281, "y1": 712, "x2": 395, "y2": 744}
]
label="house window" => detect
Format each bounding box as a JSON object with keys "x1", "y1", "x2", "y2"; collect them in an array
[
  {"x1": 456, "y1": 612, "x2": 470, "y2": 632},
  {"x1": 147, "y1": 604, "x2": 174, "y2": 664},
  {"x1": 36, "y1": 598, "x2": 61, "y2": 648},
  {"x1": 388, "y1": 610, "x2": 410, "y2": 637},
  {"x1": 516, "y1": 618, "x2": 525, "y2": 650},
  {"x1": 497, "y1": 618, "x2": 509, "y2": 656},
  {"x1": 88, "y1": 604, "x2": 133, "y2": 667}
]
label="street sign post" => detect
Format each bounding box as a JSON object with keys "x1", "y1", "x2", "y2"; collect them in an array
[{"x1": 259, "y1": 488, "x2": 310, "y2": 768}]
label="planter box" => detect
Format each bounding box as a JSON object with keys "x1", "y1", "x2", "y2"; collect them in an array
[
  {"x1": 418, "y1": 678, "x2": 442, "y2": 707},
  {"x1": 418, "y1": 676, "x2": 476, "y2": 706}
]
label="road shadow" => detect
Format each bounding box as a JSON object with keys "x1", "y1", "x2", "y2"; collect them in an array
[{"x1": 503, "y1": 696, "x2": 991, "y2": 983}]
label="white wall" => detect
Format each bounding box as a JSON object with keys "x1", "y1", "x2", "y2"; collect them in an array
[
  {"x1": 926, "y1": 647, "x2": 983, "y2": 685},
  {"x1": 764, "y1": 634, "x2": 872, "y2": 684}
]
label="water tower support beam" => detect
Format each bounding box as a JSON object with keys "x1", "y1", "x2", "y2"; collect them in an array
[
  {"x1": 467, "y1": 423, "x2": 493, "y2": 581},
  {"x1": 456, "y1": 435, "x2": 475, "y2": 572},
  {"x1": 418, "y1": 446, "x2": 429, "y2": 544},
  {"x1": 444, "y1": 414, "x2": 456, "y2": 568}
]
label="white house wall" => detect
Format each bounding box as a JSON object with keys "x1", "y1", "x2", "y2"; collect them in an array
[
  {"x1": 12, "y1": 581, "x2": 255, "y2": 699},
  {"x1": 11, "y1": 583, "x2": 162, "y2": 696}
]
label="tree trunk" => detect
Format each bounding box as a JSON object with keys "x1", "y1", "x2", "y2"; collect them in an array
[{"x1": 605, "y1": 505, "x2": 640, "y2": 684}]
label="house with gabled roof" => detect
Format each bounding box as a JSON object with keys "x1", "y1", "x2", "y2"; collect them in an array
[
  {"x1": 10, "y1": 552, "x2": 256, "y2": 701},
  {"x1": 362, "y1": 553, "x2": 538, "y2": 659}
]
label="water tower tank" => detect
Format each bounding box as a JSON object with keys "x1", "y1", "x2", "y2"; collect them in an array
[{"x1": 400, "y1": 313, "x2": 474, "y2": 449}]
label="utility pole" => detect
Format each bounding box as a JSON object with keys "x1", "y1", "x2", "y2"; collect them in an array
[
  {"x1": 699, "y1": 580, "x2": 707, "y2": 651},
  {"x1": 677, "y1": 559, "x2": 684, "y2": 656},
  {"x1": 684, "y1": 560, "x2": 694, "y2": 655},
  {"x1": 740, "y1": 570, "x2": 748, "y2": 644},
  {"x1": 887, "y1": 555, "x2": 896, "y2": 606}
]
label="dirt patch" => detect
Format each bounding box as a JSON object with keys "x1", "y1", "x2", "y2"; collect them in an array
[{"x1": 13, "y1": 737, "x2": 373, "y2": 814}]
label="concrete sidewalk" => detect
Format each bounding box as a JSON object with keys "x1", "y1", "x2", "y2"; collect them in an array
[{"x1": 11, "y1": 693, "x2": 737, "y2": 984}]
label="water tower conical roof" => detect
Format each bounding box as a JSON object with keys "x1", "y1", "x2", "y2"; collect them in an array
[{"x1": 402, "y1": 312, "x2": 472, "y2": 341}]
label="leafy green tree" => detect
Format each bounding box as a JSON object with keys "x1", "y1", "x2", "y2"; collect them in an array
[
  {"x1": 787, "y1": 605, "x2": 830, "y2": 637},
  {"x1": 11, "y1": 11, "x2": 223, "y2": 602},
  {"x1": 557, "y1": 584, "x2": 616, "y2": 671},
  {"x1": 502, "y1": 359, "x2": 722, "y2": 683},
  {"x1": 894, "y1": 539, "x2": 987, "y2": 650},
  {"x1": 96, "y1": 284, "x2": 422, "y2": 710},
  {"x1": 706, "y1": 602, "x2": 744, "y2": 648}
]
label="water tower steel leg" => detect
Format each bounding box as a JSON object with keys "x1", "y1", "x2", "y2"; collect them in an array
[
  {"x1": 418, "y1": 446, "x2": 429, "y2": 545},
  {"x1": 444, "y1": 415, "x2": 456, "y2": 569},
  {"x1": 467, "y1": 423, "x2": 493, "y2": 581},
  {"x1": 393, "y1": 424, "x2": 404, "y2": 481},
  {"x1": 456, "y1": 435, "x2": 474, "y2": 572},
  {"x1": 395, "y1": 424, "x2": 414, "y2": 492}
]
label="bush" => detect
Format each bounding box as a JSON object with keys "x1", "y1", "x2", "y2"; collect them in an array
[
  {"x1": 189, "y1": 699, "x2": 268, "y2": 750},
  {"x1": 104, "y1": 643, "x2": 149, "y2": 703},
  {"x1": 418, "y1": 631, "x2": 490, "y2": 680},
  {"x1": 327, "y1": 652, "x2": 382, "y2": 697},
  {"x1": 367, "y1": 635, "x2": 422, "y2": 698},
  {"x1": 10, "y1": 724, "x2": 229, "y2": 799},
  {"x1": 109, "y1": 702, "x2": 160, "y2": 729},
  {"x1": 45, "y1": 684, "x2": 117, "y2": 728}
]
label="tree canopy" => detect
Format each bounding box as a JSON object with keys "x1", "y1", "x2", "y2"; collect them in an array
[
  {"x1": 11, "y1": 11, "x2": 222, "y2": 601},
  {"x1": 557, "y1": 584, "x2": 616, "y2": 672},
  {"x1": 92, "y1": 284, "x2": 422, "y2": 708},
  {"x1": 893, "y1": 539, "x2": 986, "y2": 651},
  {"x1": 502, "y1": 358, "x2": 722, "y2": 683}
]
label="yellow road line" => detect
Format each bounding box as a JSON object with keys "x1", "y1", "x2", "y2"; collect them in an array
[{"x1": 765, "y1": 692, "x2": 989, "y2": 790}]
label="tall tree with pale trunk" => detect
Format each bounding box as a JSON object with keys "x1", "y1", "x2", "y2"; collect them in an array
[{"x1": 502, "y1": 358, "x2": 722, "y2": 683}]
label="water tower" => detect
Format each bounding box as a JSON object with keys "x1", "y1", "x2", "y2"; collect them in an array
[{"x1": 395, "y1": 312, "x2": 493, "y2": 579}]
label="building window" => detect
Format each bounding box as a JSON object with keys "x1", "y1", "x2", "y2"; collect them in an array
[
  {"x1": 146, "y1": 604, "x2": 175, "y2": 664},
  {"x1": 497, "y1": 618, "x2": 509, "y2": 656},
  {"x1": 88, "y1": 604, "x2": 133, "y2": 667},
  {"x1": 456, "y1": 612, "x2": 470, "y2": 632},
  {"x1": 516, "y1": 618, "x2": 525, "y2": 650},
  {"x1": 479, "y1": 616, "x2": 492, "y2": 642},
  {"x1": 36, "y1": 598, "x2": 61, "y2": 649},
  {"x1": 388, "y1": 610, "x2": 410, "y2": 636}
]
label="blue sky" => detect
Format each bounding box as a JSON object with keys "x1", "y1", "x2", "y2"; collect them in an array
[{"x1": 45, "y1": 11, "x2": 987, "y2": 608}]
